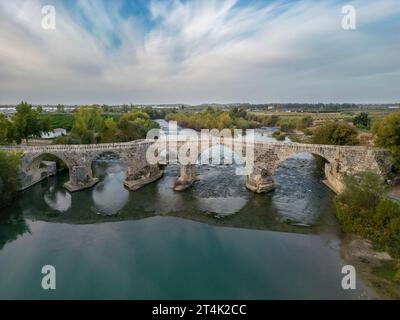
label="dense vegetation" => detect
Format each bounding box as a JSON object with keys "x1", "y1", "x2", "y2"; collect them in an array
[
  {"x1": 373, "y1": 111, "x2": 400, "y2": 172},
  {"x1": 0, "y1": 115, "x2": 16, "y2": 145},
  {"x1": 0, "y1": 151, "x2": 20, "y2": 209},
  {"x1": 335, "y1": 172, "x2": 400, "y2": 281},
  {"x1": 42, "y1": 113, "x2": 75, "y2": 131},
  {"x1": 311, "y1": 121, "x2": 359, "y2": 145},
  {"x1": 0, "y1": 102, "x2": 50, "y2": 145},
  {"x1": 53, "y1": 107, "x2": 159, "y2": 144},
  {"x1": 166, "y1": 107, "x2": 314, "y2": 134}
]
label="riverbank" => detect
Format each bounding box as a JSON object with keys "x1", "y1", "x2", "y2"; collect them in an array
[
  {"x1": 388, "y1": 185, "x2": 400, "y2": 202},
  {"x1": 341, "y1": 234, "x2": 400, "y2": 299}
]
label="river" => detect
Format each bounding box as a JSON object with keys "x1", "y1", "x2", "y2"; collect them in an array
[{"x1": 0, "y1": 120, "x2": 374, "y2": 299}]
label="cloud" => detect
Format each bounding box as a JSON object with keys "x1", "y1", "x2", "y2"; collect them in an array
[{"x1": 0, "y1": 0, "x2": 399, "y2": 105}]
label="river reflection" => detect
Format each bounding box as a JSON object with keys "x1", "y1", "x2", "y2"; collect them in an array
[
  {"x1": 44, "y1": 185, "x2": 72, "y2": 212},
  {"x1": 92, "y1": 161, "x2": 130, "y2": 215}
]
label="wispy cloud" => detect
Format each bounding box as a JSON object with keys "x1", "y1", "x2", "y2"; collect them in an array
[{"x1": 0, "y1": 0, "x2": 399, "y2": 104}]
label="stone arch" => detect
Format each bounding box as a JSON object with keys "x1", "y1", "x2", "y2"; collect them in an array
[
  {"x1": 272, "y1": 150, "x2": 331, "y2": 175},
  {"x1": 25, "y1": 152, "x2": 71, "y2": 173},
  {"x1": 246, "y1": 146, "x2": 335, "y2": 194},
  {"x1": 90, "y1": 150, "x2": 128, "y2": 181},
  {"x1": 21, "y1": 152, "x2": 71, "y2": 191}
]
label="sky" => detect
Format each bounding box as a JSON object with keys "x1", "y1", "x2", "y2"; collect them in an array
[{"x1": 0, "y1": 0, "x2": 399, "y2": 105}]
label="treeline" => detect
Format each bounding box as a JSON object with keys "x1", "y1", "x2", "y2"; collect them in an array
[
  {"x1": 37, "y1": 106, "x2": 168, "y2": 132},
  {"x1": 53, "y1": 108, "x2": 159, "y2": 144},
  {"x1": 166, "y1": 107, "x2": 314, "y2": 132},
  {"x1": 0, "y1": 102, "x2": 160, "y2": 145}
]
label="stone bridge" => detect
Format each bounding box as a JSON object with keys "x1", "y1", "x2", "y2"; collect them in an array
[{"x1": 0, "y1": 138, "x2": 392, "y2": 194}]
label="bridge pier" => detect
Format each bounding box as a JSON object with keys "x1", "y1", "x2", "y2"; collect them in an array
[
  {"x1": 124, "y1": 164, "x2": 163, "y2": 191},
  {"x1": 323, "y1": 161, "x2": 345, "y2": 194},
  {"x1": 64, "y1": 165, "x2": 99, "y2": 192},
  {"x1": 246, "y1": 166, "x2": 275, "y2": 193},
  {"x1": 174, "y1": 164, "x2": 197, "y2": 191}
]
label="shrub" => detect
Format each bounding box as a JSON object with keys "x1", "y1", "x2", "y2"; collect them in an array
[
  {"x1": 0, "y1": 151, "x2": 21, "y2": 210},
  {"x1": 312, "y1": 121, "x2": 359, "y2": 145},
  {"x1": 335, "y1": 172, "x2": 400, "y2": 257},
  {"x1": 373, "y1": 111, "x2": 400, "y2": 172}
]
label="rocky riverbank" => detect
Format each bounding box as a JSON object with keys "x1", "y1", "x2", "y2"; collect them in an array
[{"x1": 341, "y1": 235, "x2": 400, "y2": 299}]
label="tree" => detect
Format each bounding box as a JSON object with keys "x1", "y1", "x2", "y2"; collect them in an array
[
  {"x1": 0, "y1": 151, "x2": 20, "y2": 209},
  {"x1": 297, "y1": 116, "x2": 313, "y2": 130},
  {"x1": 215, "y1": 113, "x2": 233, "y2": 130},
  {"x1": 121, "y1": 104, "x2": 130, "y2": 113},
  {"x1": 229, "y1": 107, "x2": 247, "y2": 119},
  {"x1": 117, "y1": 110, "x2": 159, "y2": 141},
  {"x1": 312, "y1": 122, "x2": 359, "y2": 145},
  {"x1": 56, "y1": 104, "x2": 65, "y2": 113},
  {"x1": 71, "y1": 107, "x2": 104, "y2": 144},
  {"x1": 0, "y1": 115, "x2": 16, "y2": 145},
  {"x1": 373, "y1": 111, "x2": 400, "y2": 171},
  {"x1": 12, "y1": 101, "x2": 48, "y2": 144},
  {"x1": 353, "y1": 112, "x2": 371, "y2": 129},
  {"x1": 99, "y1": 118, "x2": 117, "y2": 143}
]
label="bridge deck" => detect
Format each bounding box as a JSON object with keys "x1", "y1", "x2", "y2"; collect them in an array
[{"x1": 0, "y1": 139, "x2": 386, "y2": 153}]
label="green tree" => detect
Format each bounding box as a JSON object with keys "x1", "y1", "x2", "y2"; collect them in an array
[
  {"x1": 71, "y1": 107, "x2": 104, "y2": 144},
  {"x1": 12, "y1": 101, "x2": 48, "y2": 144},
  {"x1": 56, "y1": 104, "x2": 65, "y2": 113},
  {"x1": 312, "y1": 122, "x2": 359, "y2": 145},
  {"x1": 0, "y1": 115, "x2": 16, "y2": 145},
  {"x1": 99, "y1": 118, "x2": 117, "y2": 143},
  {"x1": 117, "y1": 110, "x2": 159, "y2": 141},
  {"x1": 373, "y1": 111, "x2": 400, "y2": 171},
  {"x1": 0, "y1": 151, "x2": 21, "y2": 209},
  {"x1": 297, "y1": 116, "x2": 313, "y2": 130},
  {"x1": 353, "y1": 112, "x2": 371, "y2": 129}
]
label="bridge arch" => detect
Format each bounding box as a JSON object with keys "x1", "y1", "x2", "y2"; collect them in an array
[
  {"x1": 25, "y1": 152, "x2": 71, "y2": 173},
  {"x1": 271, "y1": 150, "x2": 331, "y2": 175},
  {"x1": 90, "y1": 150, "x2": 128, "y2": 181},
  {"x1": 273, "y1": 151, "x2": 329, "y2": 184},
  {"x1": 22, "y1": 152, "x2": 71, "y2": 190}
]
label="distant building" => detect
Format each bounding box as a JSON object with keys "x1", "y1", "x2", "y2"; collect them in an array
[{"x1": 41, "y1": 128, "x2": 67, "y2": 139}]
